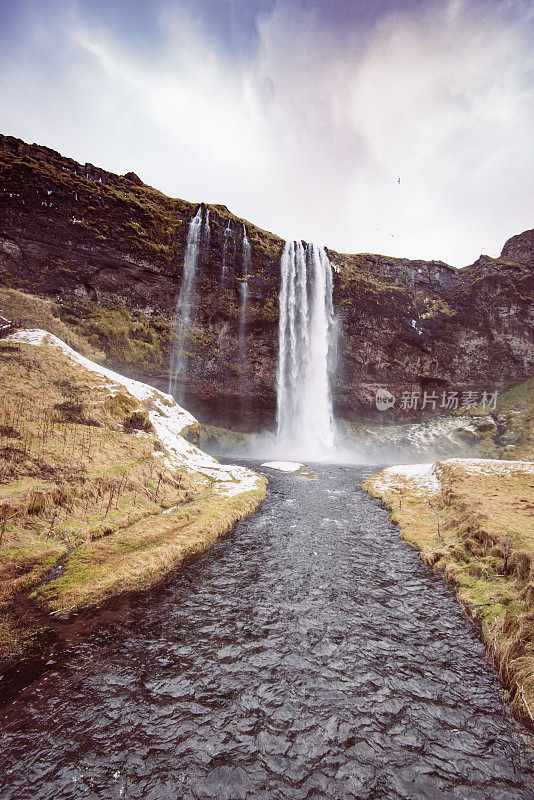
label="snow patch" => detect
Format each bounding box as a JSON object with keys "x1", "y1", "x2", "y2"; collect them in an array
[
  {"x1": 11, "y1": 329, "x2": 196, "y2": 430},
  {"x1": 261, "y1": 461, "x2": 304, "y2": 472},
  {"x1": 439, "y1": 458, "x2": 534, "y2": 477},
  {"x1": 9, "y1": 329, "x2": 264, "y2": 499},
  {"x1": 374, "y1": 463, "x2": 440, "y2": 496},
  {"x1": 369, "y1": 457, "x2": 534, "y2": 498}
]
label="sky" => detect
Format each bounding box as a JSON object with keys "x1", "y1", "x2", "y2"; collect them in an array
[{"x1": 0, "y1": 0, "x2": 533, "y2": 266}]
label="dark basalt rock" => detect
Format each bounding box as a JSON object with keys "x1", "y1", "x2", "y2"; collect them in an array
[
  {"x1": 501, "y1": 228, "x2": 534, "y2": 265},
  {"x1": 0, "y1": 133, "x2": 532, "y2": 431}
]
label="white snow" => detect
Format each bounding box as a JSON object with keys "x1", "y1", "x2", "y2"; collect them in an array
[
  {"x1": 261, "y1": 461, "x2": 304, "y2": 472},
  {"x1": 370, "y1": 457, "x2": 534, "y2": 498},
  {"x1": 11, "y1": 328, "x2": 196, "y2": 432},
  {"x1": 438, "y1": 458, "x2": 534, "y2": 477},
  {"x1": 372, "y1": 462, "x2": 440, "y2": 496},
  {"x1": 9, "y1": 329, "x2": 265, "y2": 499}
]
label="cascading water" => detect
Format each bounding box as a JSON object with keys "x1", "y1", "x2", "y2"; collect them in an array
[
  {"x1": 242, "y1": 224, "x2": 251, "y2": 275},
  {"x1": 221, "y1": 220, "x2": 234, "y2": 285},
  {"x1": 238, "y1": 225, "x2": 251, "y2": 415},
  {"x1": 201, "y1": 208, "x2": 210, "y2": 253},
  {"x1": 168, "y1": 206, "x2": 210, "y2": 399},
  {"x1": 275, "y1": 240, "x2": 337, "y2": 458},
  {"x1": 239, "y1": 225, "x2": 251, "y2": 340}
]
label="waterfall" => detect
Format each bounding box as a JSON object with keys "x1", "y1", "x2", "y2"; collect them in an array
[
  {"x1": 221, "y1": 220, "x2": 233, "y2": 285},
  {"x1": 238, "y1": 226, "x2": 251, "y2": 414},
  {"x1": 238, "y1": 281, "x2": 249, "y2": 356},
  {"x1": 168, "y1": 206, "x2": 209, "y2": 399},
  {"x1": 240, "y1": 224, "x2": 251, "y2": 327},
  {"x1": 201, "y1": 208, "x2": 211, "y2": 253},
  {"x1": 242, "y1": 224, "x2": 251, "y2": 276},
  {"x1": 275, "y1": 240, "x2": 336, "y2": 457}
]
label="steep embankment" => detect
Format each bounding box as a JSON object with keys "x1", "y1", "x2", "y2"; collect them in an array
[
  {"x1": 364, "y1": 459, "x2": 534, "y2": 727},
  {"x1": 0, "y1": 330, "x2": 266, "y2": 673},
  {"x1": 1, "y1": 133, "x2": 533, "y2": 430}
]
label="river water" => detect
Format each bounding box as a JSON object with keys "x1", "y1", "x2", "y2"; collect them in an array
[{"x1": 0, "y1": 464, "x2": 532, "y2": 800}]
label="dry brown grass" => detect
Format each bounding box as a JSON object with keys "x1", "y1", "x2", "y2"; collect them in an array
[
  {"x1": 363, "y1": 461, "x2": 534, "y2": 728},
  {"x1": 0, "y1": 338, "x2": 265, "y2": 668},
  {"x1": 0, "y1": 286, "x2": 105, "y2": 362}
]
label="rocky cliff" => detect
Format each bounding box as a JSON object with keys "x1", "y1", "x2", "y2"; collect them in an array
[{"x1": 1, "y1": 133, "x2": 532, "y2": 430}]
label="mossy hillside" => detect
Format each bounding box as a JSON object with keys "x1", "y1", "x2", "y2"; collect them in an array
[
  {"x1": 333, "y1": 268, "x2": 457, "y2": 331},
  {"x1": 331, "y1": 249, "x2": 455, "y2": 303},
  {"x1": 363, "y1": 461, "x2": 534, "y2": 727},
  {"x1": 0, "y1": 141, "x2": 285, "y2": 289},
  {"x1": 57, "y1": 300, "x2": 173, "y2": 374},
  {"x1": 0, "y1": 336, "x2": 266, "y2": 670},
  {"x1": 448, "y1": 377, "x2": 534, "y2": 459},
  {"x1": 332, "y1": 252, "x2": 413, "y2": 300},
  {"x1": 498, "y1": 377, "x2": 534, "y2": 411},
  {"x1": 0, "y1": 286, "x2": 105, "y2": 362},
  {"x1": 0, "y1": 288, "x2": 175, "y2": 381},
  {"x1": 0, "y1": 148, "x2": 191, "y2": 266},
  {"x1": 39, "y1": 288, "x2": 275, "y2": 399},
  {"x1": 0, "y1": 285, "x2": 264, "y2": 386},
  {"x1": 496, "y1": 378, "x2": 534, "y2": 459}
]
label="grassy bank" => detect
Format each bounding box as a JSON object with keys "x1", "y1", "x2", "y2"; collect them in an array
[
  {"x1": 363, "y1": 458, "x2": 534, "y2": 728},
  {"x1": 0, "y1": 331, "x2": 266, "y2": 674}
]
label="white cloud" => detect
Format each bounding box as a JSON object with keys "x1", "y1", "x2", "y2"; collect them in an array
[
  {"x1": 339, "y1": 1, "x2": 534, "y2": 261},
  {"x1": 249, "y1": 0, "x2": 534, "y2": 262},
  {"x1": 0, "y1": 0, "x2": 533, "y2": 265}
]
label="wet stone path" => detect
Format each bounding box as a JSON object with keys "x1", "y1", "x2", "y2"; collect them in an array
[{"x1": 0, "y1": 464, "x2": 533, "y2": 799}]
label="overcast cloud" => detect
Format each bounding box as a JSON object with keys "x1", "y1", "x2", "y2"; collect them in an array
[{"x1": 0, "y1": 0, "x2": 533, "y2": 265}]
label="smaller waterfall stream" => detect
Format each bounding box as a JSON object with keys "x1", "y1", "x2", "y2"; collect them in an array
[
  {"x1": 241, "y1": 224, "x2": 251, "y2": 276},
  {"x1": 221, "y1": 220, "x2": 234, "y2": 285},
  {"x1": 201, "y1": 207, "x2": 210, "y2": 252},
  {"x1": 168, "y1": 206, "x2": 210, "y2": 399},
  {"x1": 276, "y1": 240, "x2": 336, "y2": 458},
  {"x1": 240, "y1": 225, "x2": 251, "y2": 327},
  {"x1": 238, "y1": 225, "x2": 251, "y2": 416}
]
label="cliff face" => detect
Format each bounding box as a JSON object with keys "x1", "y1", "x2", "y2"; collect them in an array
[
  {"x1": 500, "y1": 229, "x2": 534, "y2": 265},
  {"x1": 333, "y1": 248, "x2": 533, "y2": 422},
  {"x1": 1, "y1": 133, "x2": 533, "y2": 430}
]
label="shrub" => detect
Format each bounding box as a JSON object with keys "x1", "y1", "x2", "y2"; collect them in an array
[
  {"x1": 123, "y1": 410, "x2": 153, "y2": 433},
  {"x1": 54, "y1": 400, "x2": 100, "y2": 426}
]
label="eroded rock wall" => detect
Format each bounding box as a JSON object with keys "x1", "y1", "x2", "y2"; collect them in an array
[{"x1": 1, "y1": 134, "x2": 532, "y2": 430}]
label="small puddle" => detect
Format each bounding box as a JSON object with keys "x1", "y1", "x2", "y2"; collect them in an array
[{"x1": 33, "y1": 547, "x2": 75, "y2": 590}]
